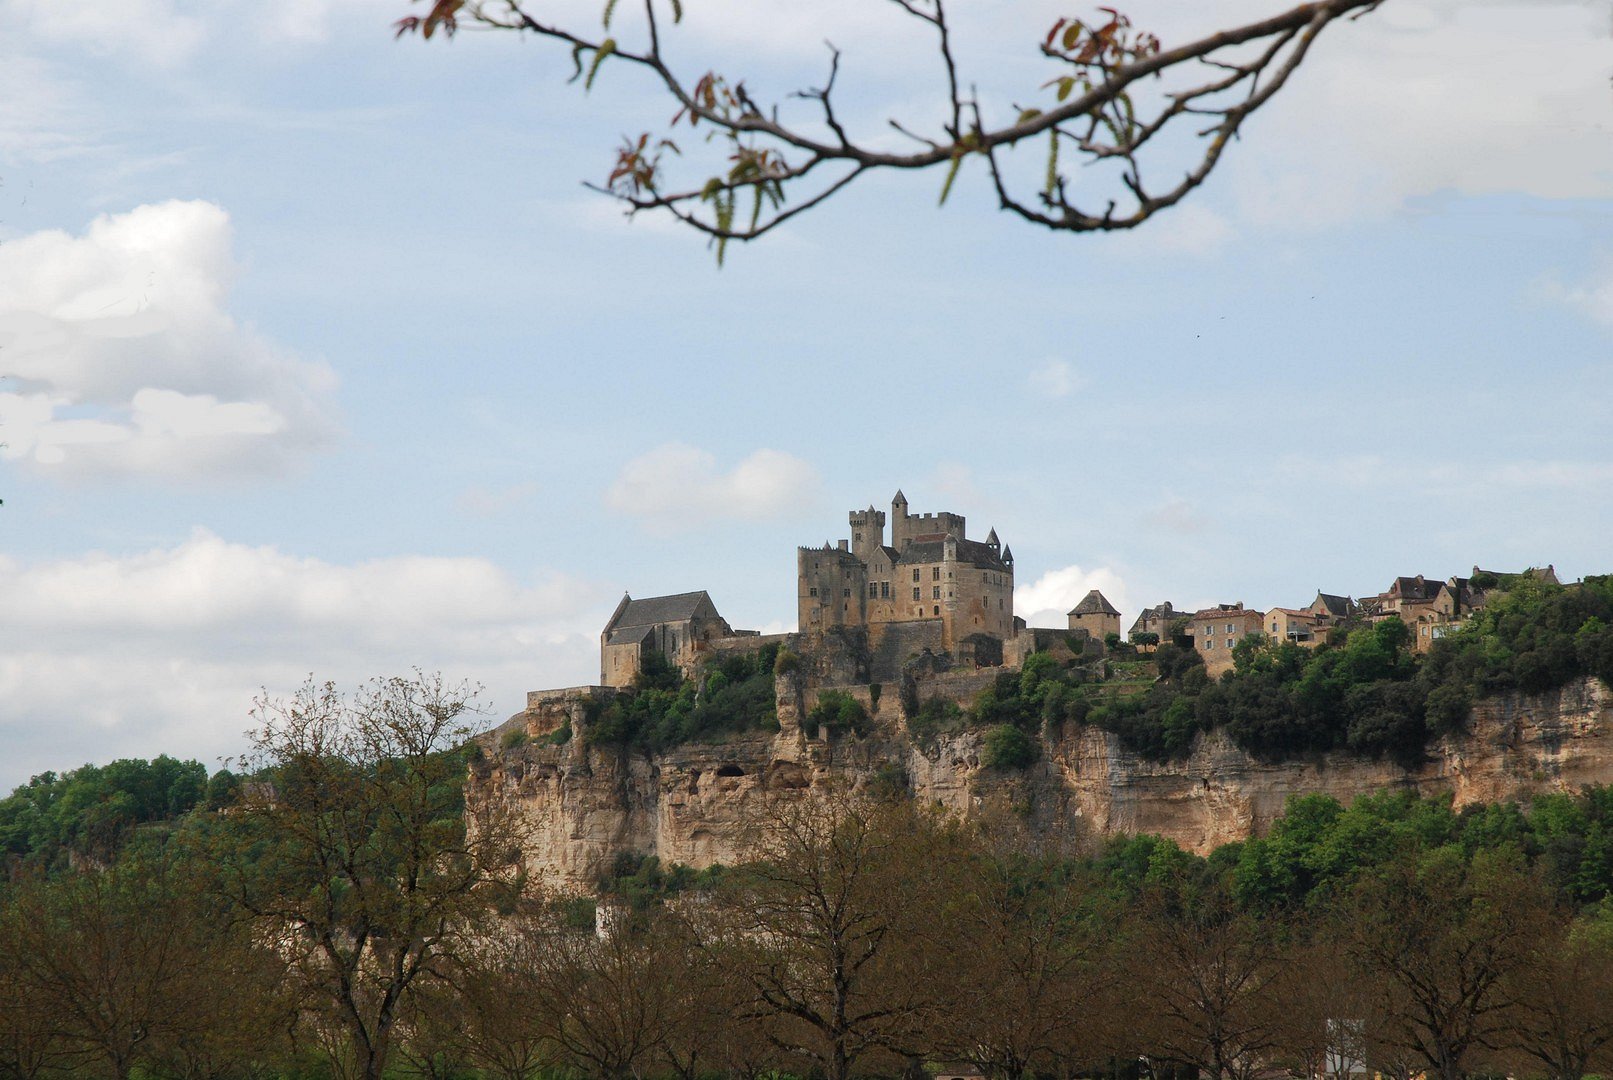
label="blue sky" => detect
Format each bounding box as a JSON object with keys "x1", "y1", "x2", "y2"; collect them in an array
[{"x1": 2, "y1": 0, "x2": 1612, "y2": 788}]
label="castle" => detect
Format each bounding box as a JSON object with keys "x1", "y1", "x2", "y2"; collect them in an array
[
  {"x1": 598, "y1": 491, "x2": 1029, "y2": 687},
  {"x1": 797, "y1": 490, "x2": 1015, "y2": 648}
]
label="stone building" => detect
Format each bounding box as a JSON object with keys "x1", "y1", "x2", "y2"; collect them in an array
[
  {"x1": 1068, "y1": 589, "x2": 1121, "y2": 641},
  {"x1": 1129, "y1": 601, "x2": 1184, "y2": 645},
  {"x1": 797, "y1": 490, "x2": 1015, "y2": 650},
  {"x1": 599, "y1": 591, "x2": 738, "y2": 687},
  {"x1": 1190, "y1": 603, "x2": 1264, "y2": 675}
]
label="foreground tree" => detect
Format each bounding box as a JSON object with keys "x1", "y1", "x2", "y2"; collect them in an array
[
  {"x1": 691, "y1": 794, "x2": 966, "y2": 1080},
  {"x1": 396, "y1": 0, "x2": 1384, "y2": 256},
  {"x1": 210, "y1": 673, "x2": 529, "y2": 1080},
  {"x1": 1343, "y1": 847, "x2": 1551, "y2": 1080},
  {"x1": 1504, "y1": 909, "x2": 1613, "y2": 1080},
  {"x1": 1, "y1": 854, "x2": 290, "y2": 1080}
]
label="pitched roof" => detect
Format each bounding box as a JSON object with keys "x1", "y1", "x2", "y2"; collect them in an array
[
  {"x1": 1386, "y1": 575, "x2": 1440, "y2": 601},
  {"x1": 605, "y1": 626, "x2": 656, "y2": 647},
  {"x1": 1191, "y1": 604, "x2": 1260, "y2": 621},
  {"x1": 895, "y1": 538, "x2": 1008, "y2": 572},
  {"x1": 1313, "y1": 592, "x2": 1354, "y2": 617},
  {"x1": 609, "y1": 591, "x2": 717, "y2": 630},
  {"x1": 1069, "y1": 589, "x2": 1120, "y2": 617}
]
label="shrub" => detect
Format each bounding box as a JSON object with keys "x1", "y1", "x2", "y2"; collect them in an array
[
  {"x1": 982, "y1": 723, "x2": 1039, "y2": 769},
  {"x1": 500, "y1": 728, "x2": 530, "y2": 751},
  {"x1": 808, "y1": 690, "x2": 870, "y2": 736}
]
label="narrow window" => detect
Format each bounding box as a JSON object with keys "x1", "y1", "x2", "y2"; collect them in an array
[
  {"x1": 933, "y1": 605, "x2": 940, "y2": 616},
  {"x1": 881, "y1": 582, "x2": 890, "y2": 599},
  {"x1": 932, "y1": 586, "x2": 941, "y2": 600},
  {"x1": 932, "y1": 567, "x2": 940, "y2": 581},
  {"x1": 912, "y1": 587, "x2": 921, "y2": 601},
  {"x1": 809, "y1": 587, "x2": 817, "y2": 598},
  {"x1": 912, "y1": 568, "x2": 920, "y2": 582}
]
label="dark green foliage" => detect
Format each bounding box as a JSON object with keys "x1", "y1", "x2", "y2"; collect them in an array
[
  {"x1": 981, "y1": 723, "x2": 1038, "y2": 769},
  {"x1": 597, "y1": 851, "x2": 726, "y2": 910},
  {"x1": 1131, "y1": 631, "x2": 1160, "y2": 648},
  {"x1": 585, "y1": 644, "x2": 781, "y2": 752},
  {"x1": 0, "y1": 756, "x2": 209, "y2": 870},
  {"x1": 867, "y1": 762, "x2": 911, "y2": 800},
  {"x1": 905, "y1": 696, "x2": 966, "y2": 746},
  {"x1": 808, "y1": 689, "x2": 870, "y2": 736},
  {"x1": 499, "y1": 727, "x2": 529, "y2": 750}
]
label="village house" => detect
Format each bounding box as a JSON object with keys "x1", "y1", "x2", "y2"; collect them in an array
[
  {"x1": 1190, "y1": 603, "x2": 1265, "y2": 675},
  {"x1": 1129, "y1": 601, "x2": 1184, "y2": 647}
]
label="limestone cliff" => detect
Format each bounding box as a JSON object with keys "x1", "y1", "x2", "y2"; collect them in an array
[{"x1": 472, "y1": 677, "x2": 1613, "y2": 893}]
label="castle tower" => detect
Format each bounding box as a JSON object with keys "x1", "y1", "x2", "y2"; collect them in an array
[
  {"x1": 889, "y1": 489, "x2": 910, "y2": 549},
  {"x1": 849, "y1": 505, "x2": 886, "y2": 562}
]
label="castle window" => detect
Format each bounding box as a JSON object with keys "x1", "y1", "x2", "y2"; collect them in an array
[
  {"x1": 932, "y1": 567, "x2": 940, "y2": 581},
  {"x1": 932, "y1": 586, "x2": 941, "y2": 600},
  {"x1": 933, "y1": 606, "x2": 940, "y2": 616},
  {"x1": 912, "y1": 569, "x2": 920, "y2": 582},
  {"x1": 912, "y1": 587, "x2": 920, "y2": 601},
  {"x1": 869, "y1": 582, "x2": 878, "y2": 598},
  {"x1": 881, "y1": 582, "x2": 890, "y2": 599},
  {"x1": 844, "y1": 589, "x2": 851, "y2": 598},
  {"x1": 854, "y1": 531, "x2": 862, "y2": 543},
  {"x1": 809, "y1": 587, "x2": 817, "y2": 598}
]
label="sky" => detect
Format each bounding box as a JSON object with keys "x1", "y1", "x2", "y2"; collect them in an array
[{"x1": 2, "y1": 0, "x2": 1611, "y2": 789}]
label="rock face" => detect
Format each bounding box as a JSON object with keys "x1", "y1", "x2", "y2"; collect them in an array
[{"x1": 473, "y1": 677, "x2": 1613, "y2": 893}]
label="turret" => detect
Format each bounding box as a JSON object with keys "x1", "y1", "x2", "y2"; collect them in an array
[
  {"x1": 986, "y1": 527, "x2": 1000, "y2": 552},
  {"x1": 849, "y1": 505, "x2": 886, "y2": 561}
]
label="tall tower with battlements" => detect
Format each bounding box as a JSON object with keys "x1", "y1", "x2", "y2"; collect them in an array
[{"x1": 798, "y1": 490, "x2": 1013, "y2": 647}]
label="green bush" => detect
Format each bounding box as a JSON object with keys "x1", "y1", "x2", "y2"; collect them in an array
[
  {"x1": 982, "y1": 723, "x2": 1039, "y2": 769},
  {"x1": 808, "y1": 690, "x2": 870, "y2": 736},
  {"x1": 500, "y1": 727, "x2": 530, "y2": 750}
]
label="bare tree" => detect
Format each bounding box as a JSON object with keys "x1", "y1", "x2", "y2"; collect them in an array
[
  {"x1": 394, "y1": 0, "x2": 1384, "y2": 258},
  {"x1": 210, "y1": 674, "x2": 530, "y2": 1080},
  {"x1": 1504, "y1": 911, "x2": 1613, "y2": 1080},
  {"x1": 936, "y1": 831, "x2": 1119, "y2": 1079},
  {"x1": 690, "y1": 793, "x2": 965, "y2": 1080},
  {"x1": 1129, "y1": 885, "x2": 1291, "y2": 1080},
  {"x1": 1, "y1": 854, "x2": 285, "y2": 1080},
  {"x1": 1343, "y1": 847, "x2": 1552, "y2": 1080}
]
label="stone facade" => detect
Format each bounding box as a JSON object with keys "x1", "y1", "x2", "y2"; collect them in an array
[
  {"x1": 1068, "y1": 589, "x2": 1121, "y2": 641},
  {"x1": 600, "y1": 591, "x2": 742, "y2": 687},
  {"x1": 798, "y1": 491, "x2": 1015, "y2": 650},
  {"x1": 1190, "y1": 603, "x2": 1265, "y2": 675}
]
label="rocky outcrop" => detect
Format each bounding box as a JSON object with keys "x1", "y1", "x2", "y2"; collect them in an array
[{"x1": 472, "y1": 678, "x2": 1613, "y2": 892}]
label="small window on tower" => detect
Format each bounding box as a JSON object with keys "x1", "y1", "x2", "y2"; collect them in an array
[{"x1": 809, "y1": 587, "x2": 817, "y2": 598}]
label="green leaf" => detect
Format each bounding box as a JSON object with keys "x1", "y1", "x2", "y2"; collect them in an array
[
  {"x1": 1045, "y1": 131, "x2": 1059, "y2": 198},
  {"x1": 602, "y1": 0, "x2": 619, "y2": 28},
  {"x1": 585, "y1": 38, "x2": 616, "y2": 91},
  {"x1": 938, "y1": 153, "x2": 963, "y2": 207},
  {"x1": 670, "y1": 0, "x2": 682, "y2": 22}
]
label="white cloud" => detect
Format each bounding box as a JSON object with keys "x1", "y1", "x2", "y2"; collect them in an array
[
  {"x1": 0, "y1": 530, "x2": 606, "y2": 789},
  {"x1": 1275, "y1": 454, "x2": 1613, "y2": 492},
  {"x1": 8, "y1": 0, "x2": 207, "y2": 67},
  {"x1": 605, "y1": 443, "x2": 824, "y2": 529},
  {"x1": 1224, "y1": 0, "x2": 1613, "y2": 227},
  {"x1": 0, "y1": 200, "x2": 339, "y2": 480},
  {"x1": 1144, "y1": 496, "x2": 1211, "y2": 534},
  {"x1": 1548, "y1": 264, "x2": 1613, "y2": 330},
  {"x1": 1026, "y1": 359, "x2": 1083, "y2": 398},
  {"x1": 1015, "y1": 563, "x2": 1131, "y2": 631}
]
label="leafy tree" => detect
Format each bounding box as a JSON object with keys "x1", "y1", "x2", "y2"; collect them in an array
[
  {"x1": 807, "y1": 689, "x2": 871, "y2": 736},
  {"x1": 208, "y1": 674, "x2": 529, "y2": 1080},
  {"x1": 394, "y1": 0, "x2": 1384, "y2": 257}
]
